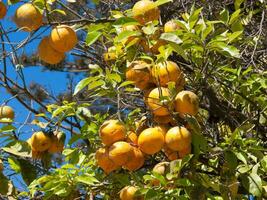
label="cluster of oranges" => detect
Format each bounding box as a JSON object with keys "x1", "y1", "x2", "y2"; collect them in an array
[
  {"x1": 100, "y1": 0, "x2": 201, "y2": 199},
  {"x1": 11, "y1": 3, "x2": 78, "y2": 65},
  {"x1": 27, "y1": 131, "x2": 65, "y2": 159}
]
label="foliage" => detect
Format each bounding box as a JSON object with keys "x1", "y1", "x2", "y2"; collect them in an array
[{"x1": 0, "y1": 0, "x2": 266, "y2": 199}]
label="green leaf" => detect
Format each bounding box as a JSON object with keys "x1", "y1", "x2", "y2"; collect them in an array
[
  {"x1": 229, "y1": 9, "x2": 241, "y2": 25},
  {"x1": 2, "y1": 141, "x2": 31, "y2": 157},
  {"x1": 75, "y1": 176, "x2": 99, "y2": 185},
  {"x1": 155, "y1": 0, "x2": 173, "y2": 7},
  {"x1": 86, "y1": 31, "x2": 102, "y2": 46},
  {"x1": 219, "y1": 9, "x2": 229, "y2": 24},
  {"x1": 74, "y1": 77, "x2": 99, "y2": 95},
  {"x1": 189, "y1": 7, "x2": 203, "y2": 29},
  {"x1": 113, "y1": 17, "x2": 139, "y2": 26},
  {"x1": 241, "y1": 173, "x2": 262, "y2": 197},
  {"x1": 115, "y1": 30, "x2": 141, "y2": 43},
  {"x1": 234, "y1": 0, "x2": 245, "y2": 10},
  {"x1": 0, "y1": 125, "x2": 16, "y2": 133},
  {"x1": 8, "y1": 157, "x2": 21, "y2": 173},
  {"x1": 160, "y1": 33, "x2": 183, "y2": 44},
  {"x1": 209, "y1": 42, "x2": 240, "y2": 58}
]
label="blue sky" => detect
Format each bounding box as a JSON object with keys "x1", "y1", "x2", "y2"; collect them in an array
[{"x1": 0, "y1": 0, "x2": 86, "y2": 191}]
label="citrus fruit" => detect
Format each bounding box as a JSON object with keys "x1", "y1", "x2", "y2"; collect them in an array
[
  {"x1": 178, "y1": 145, "x2": 191, "y2": 158},
  {"x1": 38, "y1": 37, "x2": 65, "y2": 64},
  {"x1": 95, "y1": 147, "x2": 120, "y2": 174},
  {"x1": 30, "y1": 131, "x2": 52, "y2": 152},
  {"x1": 14, "y1": 3, "x2": 43, "y2": 32},
  {"x1": 164, "y1": 20, "x2": 180, "y2": 32},
  {"x1": 108, "y1": 141, "x2": 134, "y2": 166},
  {"x1": 0, "y1": 106, "x2": 15, "y2": 120},
  {"x1": 132, "y1": 0, "x2": 160, "y2": 25},
  {"x1": 152, "y1": 61, "x2": 182, "y2": 86},
  {"x1": 126, "y1": 60, "x2": 153, "y2": 90},
  {"x1": 120, "y1": 186, "x2": 143, "y2": 200},
  {"x1": 165, "y1": 126, "x2": 191, "y2": 151},
  {"x1": 48, "y1": 132, "x2": 65, "y2": 153},
  {"x1": 137, "y1": 127, "x2": 165, "y2": 154},
  {"x1": 99, "y1": 119, "x2": 126, "y2": 146},
  {"x1": 49, "y1": 25, "x2": 77, "y2": 53},
  {"x1": 123, "y1": 147, "x2": 145, "y2": 171},
  {"x1": 145, "y1": 87, "x2": 172, "y2": 116},
  {"x1": 174, "y1": 91, "x2": 199, "y2": 118}
]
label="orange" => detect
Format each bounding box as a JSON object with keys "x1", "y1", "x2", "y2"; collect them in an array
[
  {"x1": 49, "y1": 25, "x2": 77, "y2": 53},
  {"x1": 123, "y1": 147, "x2": 145, "y2": 171},
  {"x1": 95, "y1": 147, "x2": 120, "y2": 174},
  {"x1": 0, "y1": 159, "x2": 3, "y2": 171},
  {"x1": 126, "y1": 131, "x2": 138, "y2": 145},
  {"x1": 152, "y1": 61, "x2": 182, "y2": 86},
  {"x1": 178, "y1": 145, "x2": 191, "y2": 158},
  {"x1": 137, "y1": 127, "x2": 165, "y2": 155},
  {"x1": 48, "y1": 132, "x2": 65, "y2": 153},
  {"x1": 174, "y1": 91, "x2": 199, "y2": 118},
  {"x1": 0, "y1": 2, "x2": 7, "y2": 19},
  {"x1": 0, "y1": 106, "x2": 15, "y2": 120},
  {"x1": 163, "y1": 146, "x2": 179, "y2": 161},
  {"x1": 30, "y1": 131, "x2": 52, "y2": 152},
  {"x1": 38, "y1": 37, "x2": 65, "y2": 64},
  {"x1": 14, "y1": 3, "x2": 43, "y2": 32},
  {"x1": 126, "y1": 60, "x2": 153, "y2": 90},
  {"x1": 99, "y1": 119, "x2": 126, "y2": 146},
  {"x1": 164, "y1": 20, "x2": 180, "y2": 32},
  {"x1": 165, "y1": 126, "x2": 191, "y2": 151},
  {"x1": 108, "y1": 141, "x2": 133, "y2": 166},
  {"x1": 132, "y1": 0, "x2": 160, "y2": 25},
  {"x1": 120, "y1": 186, "x2": 143, "y2": 200},
  {"x1": 145, "y1": 87, "x2": 172, "y2": 116}
]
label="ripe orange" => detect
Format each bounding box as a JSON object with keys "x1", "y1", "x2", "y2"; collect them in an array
[
  {"x1": 123, "y1": 147, "x2": 145, "y2": 171},
  {"x1": 164, "y1": 20, "x2": 180, "y2": 32},
  {"x1": 95, "y1": 147, "x2": 120, "y2": 174},
  {"x1": 163, "y1": 146, "x2": 179, "y2": 161},
  {"x1": 137, "y1": 127, "x2": 165, "y2": 155},
  {"x1": 48, "y1": 132, "x2": 65, "y2": 153},
  {"x1": 0, "y1": 106, "x2": 15, "y2": 120},
  {"x1": 108, "y1": 141, "x2": 134, "y2": 166},
  {"x1": 126, "y1": 60, "x2": 153, "y2": 90},
  {"x1": 30, "y1": 131, "x2": 52, "y2": 152},
  {"x1": 145, "y1": 87, "x2": 172, "y2": 116},
  {"x1": 120, "y1": 186, "x2": 143, "y2": 200},
  {"x1": 178, "y1": 145, "x2": 191, "y2": 158},
  {"x1": 49, "y1": 25, "x2": 77, "y2": 53},
  {"x1": 0, "y1": 2, "x2": 7, "y2": 19},
  {"x1": 132, "y1": 0, "x2": 160, "y2": 25},
  {"x1": 165, "y1": 126, "x2": 191, "y2": 151},
  {"x1": 152, "y1": 61, "x2": 182, "y2": 86},
  {"x1": 126, "y1": 131, "x2": 138, "y2": 145},
  {"x1": 38, "y1": 37, "x2": 65, "y2": 64},
  {"x1": 174, "y1": 91, "x2": 199, "y2": 118},
  {"x1": 0, "y1": 159, "x2": 3, "y2": 171},
  {"x1": 99, "y1": 119, "x2": 126, "y2": 146},
  {"x1": 14, "y1": 3, "x2": 43, "y2": 32},
  {"x1": 153, "y1": 114, "x2": 174, "y2": 124}
]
